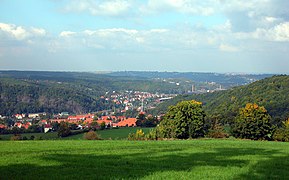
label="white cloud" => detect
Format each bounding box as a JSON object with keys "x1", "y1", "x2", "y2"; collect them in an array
[
  {"x1": 271, "y1": 22, "x2": 289, "y2": 41},
  {"x1": 64, "y1": 0, "x2": 131, "y2": 16},
  {"x1": 0, "y1": 23, "x2": 29, "y2": 40},
  {"x1": 143, "y1": 0, "x2": 215, "y2": 15},
  {"x1": 236, "y1": 22, "x2": 289, "y2": 42},
  {"x1": 0, "y1": 23, "x2": 46, "y2": 40},
  {"x1": 219, "y1": 44, "x2": 239, "y2": 52},
  {"x1": 60, "y1": 31, "x2": 76, "y2": 37},
  {"x1": 31, "y1": 28, "x2": 46, "y2": 36}
]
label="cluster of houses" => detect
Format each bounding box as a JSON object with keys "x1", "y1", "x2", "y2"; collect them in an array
[
  {"x1": 0, "y1": 112, "x2": 138, "y2": 133},
  {"x1": 101, "y1": 90, "x2": 175, "y2": 112},
  {"x1": 49, "y1": 114, "x2": 137, "y2": 128}
]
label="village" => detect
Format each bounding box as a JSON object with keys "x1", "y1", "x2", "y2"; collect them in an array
[
  {"x1": 0, "y1": 89, "x2": 168, "y2": 133},
  {"x1": 0, "y1": 111, "x2": 146, "y2": 134},
  {"x1": 0, "y1": 86, "x2": 225, "y2": 133},
  {"x1": 100, "y1": 90, "x2": 176, "y2": 113}
]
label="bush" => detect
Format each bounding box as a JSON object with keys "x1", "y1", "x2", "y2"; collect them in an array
[
  {"x1": 128, "y1": 129, "x2": 145, "y2": 140},
  {"x1": 145, "y1": 129, "x2": 158, "y2": 140},
  {"x1": 30, "y1": 135, "x2": 35, "y2": 140},
  {"x1": 10, "y1": 134, "x2": 22, "y2": 141},
  {"x1": 273, "y1": 128, "x2": 289, "y2": 142},
  {"x1": 206, "y1": 124, "x2": 229, "y2": 138},
  {"x1": 84, "y1": 131, "x2": 100, "y2": 140},
  {"x1": 22, "y1": 136, "x2": 28, "y2": 140}
]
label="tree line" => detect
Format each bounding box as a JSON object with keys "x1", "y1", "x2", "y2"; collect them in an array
[{"x1": 130, "y1": 100, "x2": 289, "y2": 142}]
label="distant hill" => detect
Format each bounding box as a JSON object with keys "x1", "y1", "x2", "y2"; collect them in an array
[
  {"x1": 108, "y1": 71, "x2": 273, "y2": 88},
  {"x1": 150, "y1": 75, "x2": 289, "y2": 125},
  {"x1": 0, "y1": 71, "x2": 192, "y2": 115},
  {"x1": 0, "y1": 71, "x2": 281, "y2": 117}
]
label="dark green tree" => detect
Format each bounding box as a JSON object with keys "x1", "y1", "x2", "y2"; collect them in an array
[
  {"x1": 160, "y1": 100, "x2": 206, "y2": 139},
  {"x1": 233, "y1": 103, "x2": 274, "y2": 140},
  {"x1": 57, "y1": 122, "x2": 71, "y2": 137},
  {"x1": 100, "y1": 121, "x2": 106, "y2": 130}
]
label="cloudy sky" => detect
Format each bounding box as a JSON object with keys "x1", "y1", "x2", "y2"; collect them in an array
[{"x1": 0, "y1": 0, "x2": 289, "y2": 73}]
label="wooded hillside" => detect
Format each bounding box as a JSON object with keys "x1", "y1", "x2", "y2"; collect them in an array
[{"x1": 151, "y1": 75, "x2": 289, "y2": 125}]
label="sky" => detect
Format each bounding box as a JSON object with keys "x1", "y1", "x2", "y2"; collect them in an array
[{"x1": 0, "y1": 0, "x2": 289, "y2": 73}]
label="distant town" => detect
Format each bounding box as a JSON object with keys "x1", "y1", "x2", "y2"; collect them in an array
[{"x1": 0, "y1": 83, "x2": 230, "y2": 133}]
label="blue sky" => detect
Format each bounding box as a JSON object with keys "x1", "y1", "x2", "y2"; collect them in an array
[{"x1": 0, "y1": 0, "x2": 289, "y2": 73}]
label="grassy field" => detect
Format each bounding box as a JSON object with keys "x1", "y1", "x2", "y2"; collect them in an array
[
  {"x1": 0, "y1": 139, "x2": 289, "y2": 179},
  {"x1": 0, "y1": 127, "x2": 152, "y2": 140},
  {"x1": 0, "y1": 132, "x2": 59, "y2": 140},
  {"x1": 66, "y1": 127, "x2": 152, "y2": 140}
]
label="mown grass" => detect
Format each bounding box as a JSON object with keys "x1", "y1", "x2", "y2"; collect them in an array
[
  {"x1": 65, "y1": 127, "x2": 152, "y2": 140},
  {"x1": 0, "y1": 127, "x2": 152, "y2": 140},
  {"x1": 0, "y1": 139, "x2": 289, "y2": 179}
]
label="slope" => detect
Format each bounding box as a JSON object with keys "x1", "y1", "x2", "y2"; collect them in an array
[{"x1": 151, "y1": 75, "x2": 289, "y2": 125}]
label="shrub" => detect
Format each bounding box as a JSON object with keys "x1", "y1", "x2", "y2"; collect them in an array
[
  {"x1": 30, "y1": 135, "x2": 35, "y2": 140},
  {"x1": 128, "y1": 129, "x2": 145, "y2": 140},
  {"x1": 22, "y1": 136, "x2": 28, "y2": 140},
  {"x1": 206, "y1": 124, "x2": 229, "y2": 138},
  {"x1": 100, "y1": 122, "x2": 106, "y2": 130},
  {"x1": 273, "y1": 128, "x2": 289, "y2": 142},
  {"x1": 10, "y1": 134, "x2": 22, "y2": 141},
  {"x1": 84, "y1": 131, "x2": 100, "y2": 140},
  {"x1": 145, "y1": 129, "x2": 158, "y2": 140},
  {"x1": 273, "y1": 119, "x2": 289, "y2": 142}
]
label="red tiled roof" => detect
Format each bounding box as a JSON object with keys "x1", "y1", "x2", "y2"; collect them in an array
[
  {"x1": 96, "y1": 120, "x2": 112, "y2": 125},
  {"x1": 84, "y1": 118, "x2": 94, "y2": 124},
  {"x1": 50, "y1": 119, "x2": 67, "y2": 123},
  {"x1": 68, "y1": 114, "x2": 94, "y2": 120},
  {"x1": 116, "y1": 118, "x2": 136, "y2": 127},
  {"x1": 101, "y1": 116, "x2": 110, "y2": 120},
  {"x1": 44, "y1": 124, "x2": 52, "y2": 128}
]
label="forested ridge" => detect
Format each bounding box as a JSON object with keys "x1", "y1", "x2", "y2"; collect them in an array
[
  {"x1": 0, "y1": 71, "x2": 189, "y2": 115},
  {"x1": 151, "y1": 75, "x2": 289, "y2": 125}
]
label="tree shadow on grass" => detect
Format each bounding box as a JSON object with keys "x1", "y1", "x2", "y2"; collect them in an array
[
  {"x1": 238, "y1": 154, "x2": 289, "y2": 179},
  {"x1": 0, "y1": 147, "x2": 288, "y2": 179}
]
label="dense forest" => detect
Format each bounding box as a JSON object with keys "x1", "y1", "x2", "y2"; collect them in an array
[{"x1": 150, "y1": 75, "x2": 289, "y2": 125}]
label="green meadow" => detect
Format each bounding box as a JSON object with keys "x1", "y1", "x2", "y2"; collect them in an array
[
  {"x1": 1, "y1": 139, "x2": 289, "y2": 179},
  {"x1": 0, "y1": 127, "x2": 152, "y2": 140}
]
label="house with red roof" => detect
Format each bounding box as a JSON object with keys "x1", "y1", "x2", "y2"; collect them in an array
[
  {"x1": 68, "y1": 114, "x2": 94, "y2": 121},
  {"x1": 44, "y1": 124, "x2": 52, "y2": 133},
  {"x1": 50, "y1": 119, "x2": 68, "y2": 123},
  {"x1": 0, "y1": 124, "x2": 6, "y2": 129},
  {"x1": 115, "y1": 118, "x2": 136, "y2": 127},
  {"x1": 83, "y1": 118, "x2": 94, "y2": 124},
  {"x1": 96, "y1": 119, "x2": 112, "y2": 126},
  {"x1": 14, "y1": 122, "x2": 31, "y2": 129},
  {"x1": 15, "y1": 114, "x2": 25, "y2": 120},
  {"x1": 14, "y1": 122, "x2": 22, "y2": 128},
  {"x1": 22, "y1": 122, "x2": 32, "y2": 129}
]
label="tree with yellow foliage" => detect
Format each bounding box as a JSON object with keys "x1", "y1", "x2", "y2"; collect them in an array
[{"x1": 233, "y1": 103, "x2": 274, "y2": 140}]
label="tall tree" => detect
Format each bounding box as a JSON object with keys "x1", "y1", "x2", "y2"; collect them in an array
[
  {"x1": 233, "y1": 103, "x2": 274, "y2": 140},
  {"x1": 162, "y1": 100, "x2": 206, "y2": 139},
  {"x1": 57, "y1": 122, "x2": 71, "y2": 137}
]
